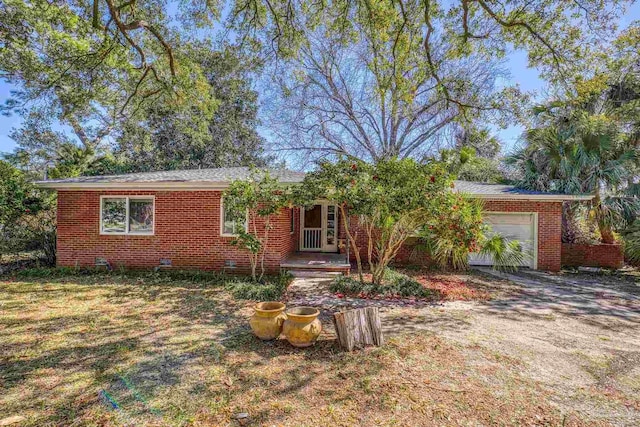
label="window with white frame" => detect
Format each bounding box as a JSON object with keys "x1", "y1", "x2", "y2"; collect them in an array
[
  {"x1": 100, "y1": 196, "x2": 154, "y2": 235},
  {"x1": 221, "y1": 199, "x2": 248, "y2": 236}
]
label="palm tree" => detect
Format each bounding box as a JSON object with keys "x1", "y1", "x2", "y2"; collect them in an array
[{"x1": 508, "y1": 108, "x2": 638, "y2": 244}]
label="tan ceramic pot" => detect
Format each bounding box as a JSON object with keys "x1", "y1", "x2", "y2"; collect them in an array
[
  {"x1": 283, "y1": 307, "x2": 322, "y2": 348},
  {"x1": 249, "y1": 302, "x2": 287, "y2": 340}
]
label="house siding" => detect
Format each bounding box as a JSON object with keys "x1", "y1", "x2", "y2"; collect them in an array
[
  {"x1": 56, "y1": 190, "x2": 293, "y2": 272},
  {"x1": 341, "y1": 200, "x2": 563, "y2": 272},
  {"x1": 56, "y1": 191, "x2": 563, "y2": 272}
]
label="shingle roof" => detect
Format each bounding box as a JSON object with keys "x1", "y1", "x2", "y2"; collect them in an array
[
  {"x1": 454, "y1": 181, "x2": 547, "y2": 196},
  {"x1": 453, "y1": 180, "x2": 592, "y2": 200},
  {"x1": 36, "y1": 167, "x2": 305, "y2": 185},
  {"x1": 34, "y1": 167, "x2": 592, "y2": 200}
]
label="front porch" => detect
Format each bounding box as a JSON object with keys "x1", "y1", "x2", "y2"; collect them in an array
[{"x1": 280, "y1": 252, "x2": 350, "y2": 275}]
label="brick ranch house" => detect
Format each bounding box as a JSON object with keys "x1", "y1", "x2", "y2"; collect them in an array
[{"x1": 36, "y1": 167, "x2": 598, "y2": 273}]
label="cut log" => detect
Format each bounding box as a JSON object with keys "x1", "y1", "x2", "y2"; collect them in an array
[{"x1": 333, "y1": 307, "x2": 383, "y2": 351}]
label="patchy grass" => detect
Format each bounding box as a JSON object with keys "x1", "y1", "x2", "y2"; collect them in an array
[
  {"x1": 331, "y1": 268, "x2": 491, "y2": 301},
  {"x1": 0, "y1": 273, "x2": 606, "y2": 426}
]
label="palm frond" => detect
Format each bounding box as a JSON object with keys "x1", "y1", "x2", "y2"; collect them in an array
[{"x1": 479, "y1": 234, "x2": 529, "y2": 272}]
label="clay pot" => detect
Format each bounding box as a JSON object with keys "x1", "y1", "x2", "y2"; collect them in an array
[
  {"x1": 283, "y1": 307, "x2": 322, "y2": 347},
  {"x1": 249, "y1": 302, "x2": 287, "y2": 340}
]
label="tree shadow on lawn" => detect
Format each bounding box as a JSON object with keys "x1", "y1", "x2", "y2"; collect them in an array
[
  {"x1": 0, "y1": 276, "x2": 251, "y2": 426},
  {"x1": 381, "y1": 310, "x2": 472, "y2": 335},
  {"x1": 470, "y1": 270, "x2": 640, "y2": 329},
  {"x1": 2, "y1": 273, "x2": 591, "y2": 426},
  {"x1": 216, "y1": 331, "x2": 387, "y2": 425},
  {"x1": 2, "y1": 273, "x2": 388, "y2": 425}
]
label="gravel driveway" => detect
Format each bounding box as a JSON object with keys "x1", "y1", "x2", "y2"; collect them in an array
[{"x1": 287, "y1": 269, "x2": 640, "y2": 425}]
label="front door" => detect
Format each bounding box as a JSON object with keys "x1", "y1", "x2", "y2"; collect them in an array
[{"x1": 300, "y1": 203, "x2": 338, "y2": 252}]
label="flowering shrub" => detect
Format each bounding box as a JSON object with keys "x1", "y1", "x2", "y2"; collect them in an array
[
  {"x1": 299, "y1": 157, "x2": 455, "y2": 284},
  {"x1": 417, "y1": 192, "x2": 485, "y2": 270}
]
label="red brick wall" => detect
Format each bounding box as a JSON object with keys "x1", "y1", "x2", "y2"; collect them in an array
[
  {"x1": 56, "y1": 190, "x2": 295, "y2": 272},
  {"x1": 561, "y1": 243, "x2": 623, "y2": 269},
  {"x1": 56, "y1": 191, "x2": 564, "y2": 272},
  {"x1": 340, "y1": 200, "x2": 563, "y2": 271}
]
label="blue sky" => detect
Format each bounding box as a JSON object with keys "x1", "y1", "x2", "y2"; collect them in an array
[{"x1": 1, "y1": 6, "x2": 638, "y2": 156}]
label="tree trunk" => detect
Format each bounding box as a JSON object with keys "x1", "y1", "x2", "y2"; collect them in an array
[
  {"x1": 340, "y1": 205, "x2": 363, "y2": 282},
  {"x1": 259, "y1": 217, "x2": 271, "y2": 281},
  {"x1": 251, "y1": 215, "x2": 259, "y2": 281},
  {"x1": 364, "y1": 218, "x2": 375, "y2": 274},
  {"x1": 594, "y1": 189, "x2": 615, "y2": 244},
  {"x1": 562, "y1": 202, "x2": 579, "y2": 243},
  {"x1": 333, "y1": 307, "x2": 383, "y2": 351}
]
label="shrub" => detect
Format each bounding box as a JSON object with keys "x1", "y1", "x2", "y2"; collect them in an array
[
  {"x1": 382, "y1": 269, "x2": 432, "y2": 297},
  {"x1": 225, "y1": 273, "x2": 293, "y2": 301},
  {"x1": 416, "y1": 193, "x2": 485, "y2": 270},
  {"x1": 299, "y1": 157, "x2": 456, "y2": 284},
  {"x1": 12, "y1": 266, "x2": 226, "y2": 282},
  {"x1": 10, "y1": 267, "x2": 293, "y2": 300},
  {"x1": 330, "y1": 269, "x2": 433, "y2": 298},
  {"x1": 14, "y1": 266, "x2": 86, "y2": 278}
]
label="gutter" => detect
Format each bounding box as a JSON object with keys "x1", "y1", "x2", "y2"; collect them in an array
[
  {"x1": 33, "y1": 181, "x2": 299, "y2": 191},
  {"x1": 34, "y1": 180, "x2": 594, "y2": 201}
]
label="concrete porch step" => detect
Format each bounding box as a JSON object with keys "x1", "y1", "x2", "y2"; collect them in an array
[{"x1": 287, "y1": 270, "x2": 345, "y2": 279}]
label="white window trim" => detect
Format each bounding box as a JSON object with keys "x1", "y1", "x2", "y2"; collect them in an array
[
  {"x1": 220, "y1": 198, "x2": 249, "y2": 237},
  {"x1": 100, "y1": 195, "x2": 155, "y2": 236}
]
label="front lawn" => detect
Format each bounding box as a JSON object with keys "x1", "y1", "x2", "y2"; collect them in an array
[{"x1": 0, "y1": 269, "x2": 600, "y2": 426}]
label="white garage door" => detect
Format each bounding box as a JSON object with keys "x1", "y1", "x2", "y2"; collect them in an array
[{"x1": 469, "y1": 213, "x2": 537, "y2": 269}]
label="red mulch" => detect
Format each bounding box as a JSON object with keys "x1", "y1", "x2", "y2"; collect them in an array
[
  {"x1": 409, "y1": 273, "x2": 491, "y2": 301},
  {"x1": 352, "y1": 270, "x2": 491, "y2": 302}
]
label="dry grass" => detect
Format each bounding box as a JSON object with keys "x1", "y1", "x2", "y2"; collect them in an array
[{"x1": 1, "y1": 273, "x2": 603, "y2": 426}]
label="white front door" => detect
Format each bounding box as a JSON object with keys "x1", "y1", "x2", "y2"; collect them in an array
[{"x1": 300, "y1": 203, "x2": 338, "y2": 252}]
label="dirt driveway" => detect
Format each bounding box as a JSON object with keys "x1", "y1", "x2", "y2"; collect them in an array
[{"x1": 288, "y1": 269, "x2": 640, "y2": 426}]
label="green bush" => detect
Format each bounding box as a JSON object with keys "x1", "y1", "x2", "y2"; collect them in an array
[
  {"x1": 10, "y1": 267, "x2": 293, "y2": 300},
  {"x1": 14, "y1": 266, "x2": 86, "y2": 278},
  {"x1": 225, "y1": 273, "x2": 293, "y2": 301},
  {"x1": 12, "y1": 266, "x2": 226, "y2": 282},
  {"x1": 330, "y1": 269, "x2": 433, "y2": 298}
]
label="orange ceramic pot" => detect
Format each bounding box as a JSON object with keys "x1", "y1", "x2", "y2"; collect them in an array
[
  {"x1": 249, "y1": 302, "x2": 287, "y2": 340},
  {"x1": 283, "y1": 307, "x2": 322, "y2": 347}
]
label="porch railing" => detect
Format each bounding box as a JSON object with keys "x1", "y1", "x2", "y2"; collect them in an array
[{"x1": 303, "y1": 228, "x2": 322, "y2": 250}]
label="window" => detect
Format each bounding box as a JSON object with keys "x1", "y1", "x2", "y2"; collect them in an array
[
  {"x1": 290, "y1": 208, "x2": 295, "y2": 234},
  {"x1": 100, "y1": 196, "x2": 154, "y2": 235},
  {"x1": 221, "y1": 199, "x2": 247, "y2": 236}
]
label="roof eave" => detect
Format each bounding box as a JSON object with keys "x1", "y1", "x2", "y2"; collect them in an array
[
  {"x1": 34, "y1": 181, "x2": 593, "y2": 201},
  {"x1": 470, "y1": 194, "x2": 593, "y2": 201}
]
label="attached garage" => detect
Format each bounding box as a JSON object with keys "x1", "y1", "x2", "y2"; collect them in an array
[
  {"x1": 469, "y1": 212, "x2": 537, "y2": 269},
  {"x1": 454, "y1": 181, "x2": 593, "y2": 272}
]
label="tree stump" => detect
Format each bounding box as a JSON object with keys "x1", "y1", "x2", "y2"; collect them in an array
[{"x1": 333, "y1": 307, "x2": 383, "y2": 351}]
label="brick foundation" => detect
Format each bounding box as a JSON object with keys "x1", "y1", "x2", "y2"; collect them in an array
[{"x1": 561, "y1": 243, "x2": 624, "y2": 269}]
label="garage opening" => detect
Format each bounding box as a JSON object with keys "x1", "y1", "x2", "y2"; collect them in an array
[{"x1": 469, "y1": 212, "x2": 537, "y2": 269}]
